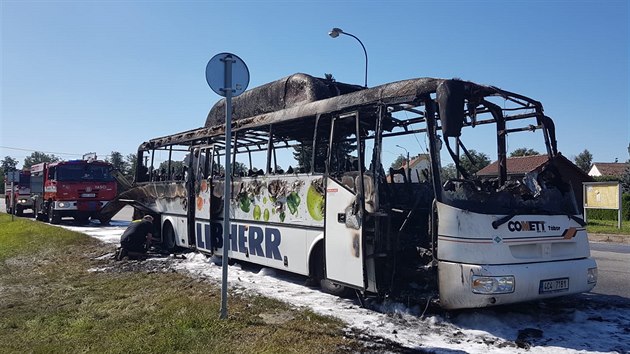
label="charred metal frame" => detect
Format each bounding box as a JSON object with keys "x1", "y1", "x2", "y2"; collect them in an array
[
  {"x1": 87, "y1": 73, "x2": 572, "y2": 305},
  {"x1": 136, "y1": 77, "x2": 555, "y2": 199}
]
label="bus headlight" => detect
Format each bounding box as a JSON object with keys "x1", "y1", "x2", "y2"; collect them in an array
[
  {"x1": 57, "y1": 202, "x2": 72, "y2": 208},
  {"x1": 472, "y1": 275, "x2": 515, "y2": 294},
  {"x1": 587, "y1": 267, "x2": 598, "y2": 284},
  {"x1": 18, "y1": 199, "x2": 28, "y2": 204}
]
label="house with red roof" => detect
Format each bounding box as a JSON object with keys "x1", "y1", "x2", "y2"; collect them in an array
[
  {"x1": 588, "y1": 162, "x2": 629, "y2": 178},
  {"x1": 476, "y1": 154, "x2": 593, "y2": 207}
]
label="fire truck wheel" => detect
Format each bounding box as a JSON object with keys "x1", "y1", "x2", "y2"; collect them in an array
[
  {"x1": 74, "y1": 216, "x2": 89, "y2": 224},
  {"x1": 35, "y1": 210, "x2": 46, "y2": 221},
  {"x1": 48, "y1": 204, "x2": 61, "y2": 224}
]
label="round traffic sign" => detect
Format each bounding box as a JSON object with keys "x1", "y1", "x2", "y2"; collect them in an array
[{"x1": 205, "y1": 52, "x2": 250, "y2": 97}]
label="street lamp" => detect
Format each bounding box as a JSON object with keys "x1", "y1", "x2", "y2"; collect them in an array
[
  {"x1": 328, "y1": 27, "x2": 368, "y2": 88},
  {"x1": 396, "y1": 144, "x2": 410, "y2": 181}
]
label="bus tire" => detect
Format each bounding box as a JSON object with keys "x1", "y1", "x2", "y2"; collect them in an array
[
  {"x1": 320, "y1": 278, "x2": 352, "y2": 297},
  {"x1": 162, "y1": 221, "x2": 176, "y2": 252},
  {"x1": 310, "y1": 243, "x2": 352, "y2": 297},
  {"x1": 48, "y1": 204, "x2": 61, "y2": 224}
]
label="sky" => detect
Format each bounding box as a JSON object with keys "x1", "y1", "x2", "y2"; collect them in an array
[
  {"x1": 1, "y1": 0, "x2": 629, "y2": 169},
  {"x1": 63, "y1": 216, "x2": 630, "y2": 353}
]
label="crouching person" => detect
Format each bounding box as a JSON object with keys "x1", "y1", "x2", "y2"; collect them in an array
[{"x1": 115, "y1": 215, "x2": 155, "y2": 260}]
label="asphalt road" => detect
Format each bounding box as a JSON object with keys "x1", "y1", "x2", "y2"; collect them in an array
[
  {"x1": 590, "y1": 242, "x2": 630, "y2": 298},
  {"x1": 0, "y1": 203, "x2": 135, "y2": 223}
]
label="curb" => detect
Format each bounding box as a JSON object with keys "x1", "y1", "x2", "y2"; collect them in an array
[{"x1": 588, "y1": 233, "x2": 630, "y2": 244}]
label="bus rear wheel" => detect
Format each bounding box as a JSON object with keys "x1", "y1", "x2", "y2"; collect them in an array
[{"x1": 162, "y1": 222, "x2": 176, "y2": 252}]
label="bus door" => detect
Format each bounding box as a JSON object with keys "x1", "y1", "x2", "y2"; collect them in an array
[
  {"x1": 324, "y1": 113, "x2": 366, "y2": 290},
  {"x1": 190, "y1": 145, "x2": 215, "y2": 252}
]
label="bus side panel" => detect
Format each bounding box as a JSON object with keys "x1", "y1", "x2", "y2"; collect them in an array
[{"x1": 200, "y1": 220, "x2": 317, "y2": 276}]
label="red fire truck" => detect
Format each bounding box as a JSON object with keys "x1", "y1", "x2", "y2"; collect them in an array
[
  {"x1": 4, "y1": 170, "x2": 34, "y2": 216},
  {"x1": 31, "y1": 159, "x2": 117, "y2": 224}
]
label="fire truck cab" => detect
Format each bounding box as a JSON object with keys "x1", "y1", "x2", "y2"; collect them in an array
[
  {"x1": 31, "y1": 159, "x2": 117, "y2": 224},
  {"x1": 4, "y1": 170, "x2": 34, "y2": 216}
]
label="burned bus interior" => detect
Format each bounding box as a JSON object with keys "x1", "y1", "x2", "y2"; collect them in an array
[{"x1": 116, "y1": 73, "x2": 581, "y2": 299}]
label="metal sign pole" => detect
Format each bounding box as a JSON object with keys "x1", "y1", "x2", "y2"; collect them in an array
[
  {"x1": 10, "y1": 181, "x2": 15, "y2": 221},
  {"x1": 205, "y1": 52, "x2": 249, "y2": 320},
  {"x1": 220, "y1": 55, "x2": 234, "y2": 320},
  {"x1": 618, "y1": 182, "x2": 622, "y2": 229}
]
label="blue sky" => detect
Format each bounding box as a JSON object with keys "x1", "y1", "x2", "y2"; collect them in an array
[{"x1": 1, "y1": 0, "x2": 628, "y2": 169}]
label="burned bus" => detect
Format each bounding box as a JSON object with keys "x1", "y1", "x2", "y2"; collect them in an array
[{"x1": 103, "y1": 73, "x2": 597, "y2": 309}]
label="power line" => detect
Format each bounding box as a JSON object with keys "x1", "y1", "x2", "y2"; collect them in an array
[
  {"x1": 0, "y1": 146, "x2": 120, "y2": 160},
  {"x1": 0, "y1": 145, "x2": 84, "y2": 156}
]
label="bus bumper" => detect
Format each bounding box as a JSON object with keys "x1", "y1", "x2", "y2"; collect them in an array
[{"x1": 437, "y1": 258, "x2": 597, "y2": 310}]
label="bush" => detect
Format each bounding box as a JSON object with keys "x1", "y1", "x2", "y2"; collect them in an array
[
  {"x1": 586, "y1": 193, "x2": 630, "y2": 221},
  {"x1": 586, "y1": 208, "x2": 618, "y2": 220}
]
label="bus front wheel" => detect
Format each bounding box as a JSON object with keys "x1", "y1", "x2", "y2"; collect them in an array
[
  {"x1": 311, "y1": 244, "x2": 352, "y2": 297},
  {"x1": 320, "y1": 278, "x2": 352, "y2": 297}
]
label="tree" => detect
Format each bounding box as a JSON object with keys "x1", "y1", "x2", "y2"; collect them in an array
[
  {"x1": 510, "y1": 148, "x2": 540, "y2": 157},
  {"x1": 0, "y1": 156, "x2": 19, "y2": 194},
  {"x1": 390, "y1": 154, "x2": 407, "y2": 170},
  {"x1": 292, "y1": 139, "x2": 354, "y2": 174},
  {"x1": 574, "y1": 149, "x2": 593, "y2": 173},
  {"x1": 107, "y1": 151, "x2": 128, "y2": 174},
  {"x1": 159, "y1": 160, "x2": 185, "y2": 178},
  {"x1": 459, "y1": 149, "x2": 490, "y2": 175},
  {"x1": 233, "y1": 161, "x2": 247, "y2": 176},
  {"x1": 23, "y1": 151, "x2": 60, "y2": 169},
  {"x1": 125, "y1": 153, "x2": 138, "y2": 178},
  {"x1": 440, "y1": 163, "x2": 457, "y2": 180},
  {"x1": 621, "y1": 165, "x2": 630, "y2": 194},
  {"x1": 1, "y1": 156, "x2": 18, "y2": 172}
]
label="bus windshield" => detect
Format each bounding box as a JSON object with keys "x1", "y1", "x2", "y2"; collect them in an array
[{"x1": 441, "y1": 163, "x2": 580, "y2": 216}]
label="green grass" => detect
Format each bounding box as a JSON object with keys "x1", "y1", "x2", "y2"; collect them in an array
[
  {"x1": 586, "y1": 218, "x2": 630, "y2": 235},
  {"x1": 0, "y1": 214, "x2": 90, "y2": 261},
  {"x1": 0, "y1": 214, "x2": 359, "y2": 353}
]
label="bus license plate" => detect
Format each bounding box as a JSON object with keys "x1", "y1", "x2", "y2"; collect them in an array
[
  {"x1": 539, "y1": 278, "x2": 569, "y2": 294},
  {"x1": 81, "y1": 193, "x2": 96, "y2": 198}
]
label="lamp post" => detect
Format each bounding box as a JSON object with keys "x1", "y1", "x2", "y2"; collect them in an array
[
  {"x1": 396, "y1": 144, "x2": 410, "y2": 181},
  {"x1": 328, "y1": 27, "x2": 368, "y2": 88}
]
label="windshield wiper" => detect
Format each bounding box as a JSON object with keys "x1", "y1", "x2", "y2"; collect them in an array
[{"x1": 492, "y1": 213, "x2": 517, "y2": 229}]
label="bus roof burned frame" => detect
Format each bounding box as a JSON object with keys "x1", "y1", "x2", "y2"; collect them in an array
[{"x1": 139, "y1": 76, "x2": 558, "y2": 190}]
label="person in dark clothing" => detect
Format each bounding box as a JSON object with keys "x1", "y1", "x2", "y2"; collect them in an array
[{"x1": 116, "y1": 215, "x2": 154, "y2": 260}]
